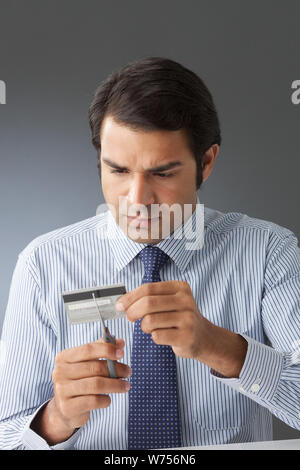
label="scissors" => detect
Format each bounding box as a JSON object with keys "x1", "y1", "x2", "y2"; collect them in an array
[{"x1": 92, "y1": 292, "x2": 117, "y2": 378}]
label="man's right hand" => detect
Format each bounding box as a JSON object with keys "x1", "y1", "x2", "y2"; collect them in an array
[{"x1": 31, "y1": 338, "x2": 131, "y2": 445}]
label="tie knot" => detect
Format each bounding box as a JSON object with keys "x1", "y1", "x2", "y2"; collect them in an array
[{"x1": 138, "y1": 246, "x2": 169, "y2": 283}]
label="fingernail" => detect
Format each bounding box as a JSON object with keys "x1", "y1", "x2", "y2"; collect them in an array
[
  {"x1": 116, "y1": 349, "x2": 124, "y2": 359},
  {"x1": 116, "y1": 303, "x2": 125, "y2": 312},
  {"x1": 127, "y1": 367, "x2": 132, "y2": 377},
  {"x1": 124, "y1": 381, "x2": 130, "y2": 391}
]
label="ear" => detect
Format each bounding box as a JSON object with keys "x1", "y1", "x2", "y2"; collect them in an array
[
  {"x1": 202, "y1": 144, "x2": 219, "y2": 182},
  {"x1": 97, "y1": 152, "x2": 102, "y2": 181}
]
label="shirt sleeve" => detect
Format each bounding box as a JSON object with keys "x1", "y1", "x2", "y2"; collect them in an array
[
  {"x1": 210, "y1": 231, "x2": 300, "y2": 430},
  {"x1": 21, "y1": 400, "x2": 82, "y2": 450},
  {"x1": 0, "y1": 249, "x2": 81, "y2": 450}
]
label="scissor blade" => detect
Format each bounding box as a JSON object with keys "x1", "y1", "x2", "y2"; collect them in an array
[{"x1": 91, "y1": 293, "x2": 106, "y2": 333}]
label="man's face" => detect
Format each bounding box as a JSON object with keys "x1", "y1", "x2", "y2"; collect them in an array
[{"x1": 99, "y1": 114, "x2": 198, "y2": 244}]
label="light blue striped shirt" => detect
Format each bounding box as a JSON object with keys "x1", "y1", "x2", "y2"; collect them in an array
[{"x1": 1, "y1": 197, "x2": 300, "y2": 450}]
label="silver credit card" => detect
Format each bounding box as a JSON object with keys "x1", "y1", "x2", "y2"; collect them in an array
[{"x1": 62, "y1": 283, "x2": 126, "y2": 325}]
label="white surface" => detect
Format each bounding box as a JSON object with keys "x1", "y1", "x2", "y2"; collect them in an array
[{"x1": 179, "y1": 438, "x2": 300, "y2": 450}]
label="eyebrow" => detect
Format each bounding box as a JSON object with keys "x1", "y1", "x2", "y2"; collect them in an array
[{"x1": 102, "y1": 157, "x2": 183, "y2": 173}]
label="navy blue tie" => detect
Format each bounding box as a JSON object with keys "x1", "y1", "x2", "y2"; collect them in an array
[{"x1": 128, "y1": 245, "x2": 182, "y2": 450}]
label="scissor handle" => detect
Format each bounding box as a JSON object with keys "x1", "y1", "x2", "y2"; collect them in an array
[{"x1": 103, "y1": 328, "x2": 117, "y2": 378}]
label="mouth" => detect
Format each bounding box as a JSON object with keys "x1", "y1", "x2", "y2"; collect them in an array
[{"x1": 126, "y1": 216, "x2": 160, "y2": 228}]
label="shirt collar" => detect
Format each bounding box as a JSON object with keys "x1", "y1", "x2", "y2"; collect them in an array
[{"x1": 104, "y1": 194, "x2": 207, "y2": 273}]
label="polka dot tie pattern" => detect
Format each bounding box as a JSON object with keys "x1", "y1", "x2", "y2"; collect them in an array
[{"x1": 127, "y1": 245, "x2": 182, "y2": 450}]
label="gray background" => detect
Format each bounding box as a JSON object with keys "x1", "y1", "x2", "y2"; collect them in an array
[{"x1": 0, "y1": 0, "x2": 299, "y2": 441}]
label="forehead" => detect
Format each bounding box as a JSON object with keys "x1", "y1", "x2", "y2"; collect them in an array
[{"x1": 100, "y1": 115, "x2": 193, "y2": 161}]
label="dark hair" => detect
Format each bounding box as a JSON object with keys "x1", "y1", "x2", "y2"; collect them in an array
[{"x1": 88, "y1": 57, "x2": 221, "y2": 190}]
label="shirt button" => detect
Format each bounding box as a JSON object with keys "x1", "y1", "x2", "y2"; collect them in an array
[
  {"x1": 239, "y1": 386, "x2": 245, "y2": 393},
  {"x1": 250, "y1": 383, "x2": 260, "y2": 393}
]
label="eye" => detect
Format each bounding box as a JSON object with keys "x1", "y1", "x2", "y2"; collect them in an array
[
  {"x1": 110, "y1": 170, "x2": 174, "y2": 178},
  {"x1": 154, "y1": 173, "x2": 174, "y2": 178},
  {"x1": 110, "y1": 169, "x2": 127, "y2": 175}
]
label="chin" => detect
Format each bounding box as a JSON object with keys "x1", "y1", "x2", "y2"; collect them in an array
[{"x1": 127, "y1": 231, "x2": 162, "y2": 245}]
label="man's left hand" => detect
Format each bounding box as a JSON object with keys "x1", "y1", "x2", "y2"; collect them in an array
[{"x1": 116, "y1": 280, "x2": 212, "y2": 361}]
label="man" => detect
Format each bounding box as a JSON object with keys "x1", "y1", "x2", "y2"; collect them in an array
[{"x1": 0, "y1": 57, "x2": 299, "y2": 450}]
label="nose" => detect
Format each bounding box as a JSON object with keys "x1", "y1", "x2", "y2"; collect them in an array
[{"x1": 127, "y1": 173, "x2": 155, "y2": 212}]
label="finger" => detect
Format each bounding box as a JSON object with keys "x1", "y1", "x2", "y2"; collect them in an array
[
  {"x1": 151, "y1": 328, "x2": 181, "y2": 346},
  {"x1": 127, "y1": 295, "x2": 181, "y2": 322},
  {"x1": 67, "y1": 394, "x2": 112, "y2": 414},
  {"x1": 141, "y1": 311, "x2": 182, "y2": 333},
  {"x1": 64, "y1": 376, "x2": 130, "y2": 398},
  {"x1": 56, "y1": 338, "x2": 126, "y2": 364},
  {"x1": 97, "y1": 338, "x2": 125, "y2": 349},
  {"x1": 55, "y1": 360, "x2": 132, "y2": 381},
  {"x1": 117, "y1": 280, "x2": 186, "y2": 311}
]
